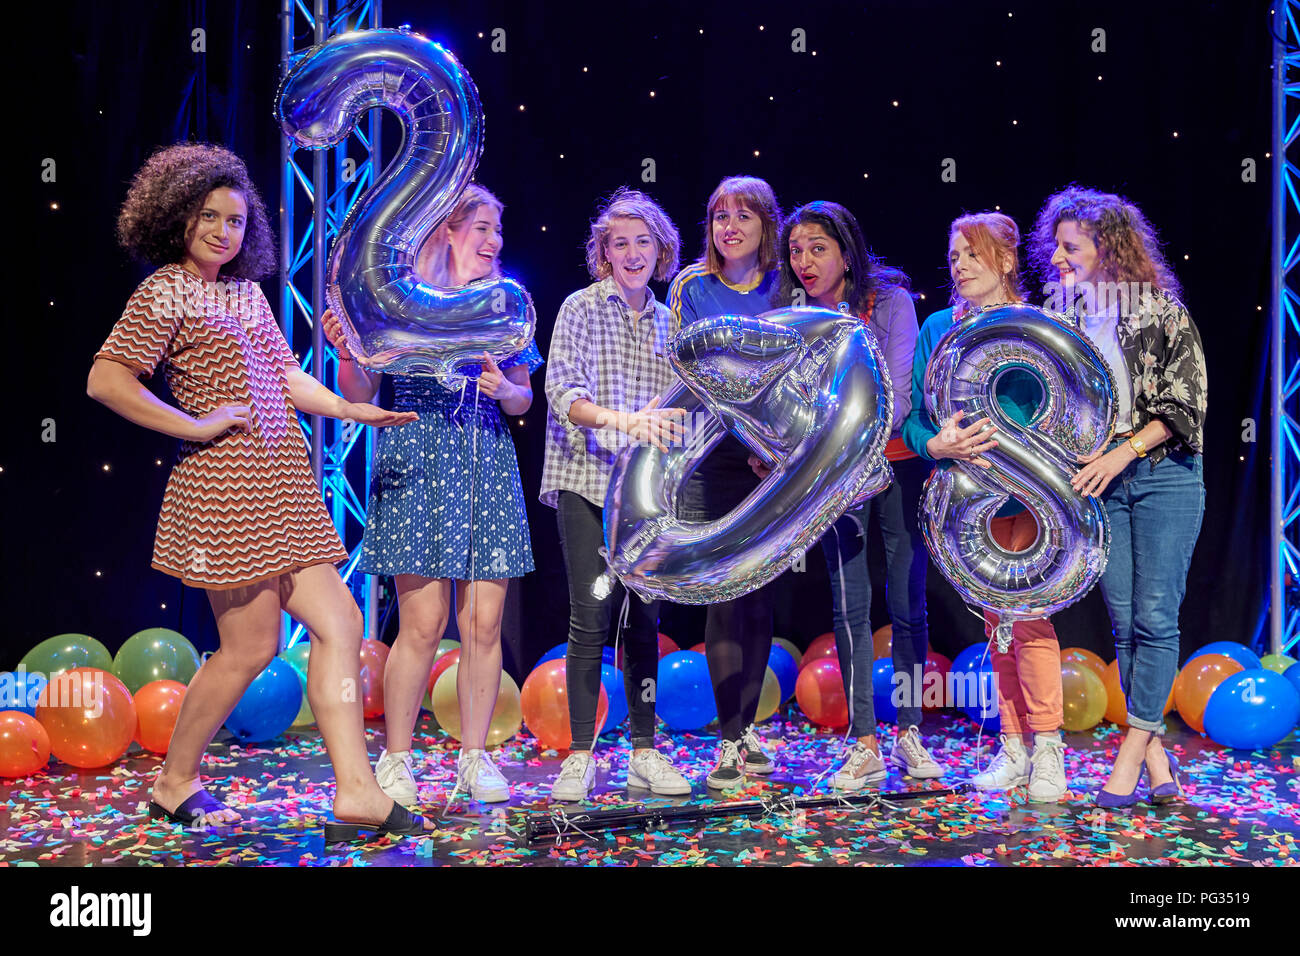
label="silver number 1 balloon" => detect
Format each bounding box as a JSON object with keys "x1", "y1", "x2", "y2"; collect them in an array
[
  {"x1": 920, "y1": 303, "x2": 1117, "y2": 648},
  {"x1": 603, "y1": 307, "x2": 893, "y2": 604},
  {"x1": 276, "y1": 27, "x2": 536, "y2": 382}
]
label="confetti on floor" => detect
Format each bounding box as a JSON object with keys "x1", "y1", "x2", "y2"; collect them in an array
[{"x1": 1, "y1": 712, "x2": 1295, "y2": 867}]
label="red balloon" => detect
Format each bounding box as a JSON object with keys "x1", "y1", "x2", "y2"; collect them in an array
[
  {"x1": 922, "y1": 651, "x2": 952, "y2": 712},
  {"x1": 134, "y1": 680, "x2": 187, "y2": 754},
  {"x1": 427, "y1": 648, "x2": 462, "y2": 699},
  {"x1": 796, "y1": 659, "x2": 848, "y2": 728},
  {"x1": 520, "y1": 659, "x2": 608, "y2": 750},
  {"x1": 359, "y1": 639, "x2": 390, "y2": 719},
  {"x1": 0, "y1": 711, "x2": 51, "y2": 778},
  {"x1": 36, "y1": 668, "x2": 136, "y2": 768},
  {"x1": 689, "y1": 642, "x2": 706, "y2": 655},
  {"x1": 802, "y1": 632, "x2": 838, "y2": 670}
]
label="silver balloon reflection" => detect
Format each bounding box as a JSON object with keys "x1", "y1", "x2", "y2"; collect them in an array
[
  {"x1": 920, "y1": 303, "x2": 1117, "y2": 646},
  {"x1": 603, "y1": 307, "x2": 894, "y2": 604},
  {"x1": 276, "y1": 27, "x2": 535, "y2": 381}
]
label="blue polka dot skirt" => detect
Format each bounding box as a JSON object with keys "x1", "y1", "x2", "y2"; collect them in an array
[{"x1": 357, "y1": 370, "x2": 537, "y2": 581}]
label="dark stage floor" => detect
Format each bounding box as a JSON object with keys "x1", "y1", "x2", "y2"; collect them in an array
[{"x1": 2, "y1": 711, "x2": 1296, "y2": 867}]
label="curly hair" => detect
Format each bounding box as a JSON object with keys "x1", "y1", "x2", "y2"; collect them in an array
[
  {"x1": 117, "y1": 142, "x2": 276, "y2": 280},
  {"x1": 416, "y1": 183, "x2": 505, "y2": 286},
  {"x1": 774, "y1": 200, "x2": 910, "y2": 315},
  {"x1": 949, "y1": 211, "x2": 1025, "y2": 312},
  {"x1": 1028, "y1": 185, "x2": 1181, "y2": 300},
  {"x1": 585, "y1": 187, "x2": 681, "y2": 282},
  {"x1": 699, "y1": 175, "x2": 783, "y2": 276}
]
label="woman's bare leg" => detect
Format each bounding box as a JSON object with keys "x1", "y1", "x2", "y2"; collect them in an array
[
  {"x1": 383, "y1": 575, "x2": 452, "y2": 754},
  {"x1": 454, "y1": 578, "x2": 508, "y2": 751},
  {"x1": 280, "y1": 563, "x2": 431, "y2": 827},
  {"x1": 150, "y1": 578, "x2": 282, "y2": 823}
]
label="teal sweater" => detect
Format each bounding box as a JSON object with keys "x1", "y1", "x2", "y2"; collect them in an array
[{"x1": 901, "y1": 307, "x2": 1042, "y2": 517}]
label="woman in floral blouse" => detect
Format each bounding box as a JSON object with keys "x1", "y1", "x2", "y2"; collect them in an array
[{"x1": 1031, "y1": 186, "x2": 1207, "y2": 807}]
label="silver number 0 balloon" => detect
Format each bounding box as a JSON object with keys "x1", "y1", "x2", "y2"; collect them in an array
[
  {"x1": 920, "y1": 304, "x2": 1117, "y2": 647},
  {"x1": 276, "y1": 27, "x2": 536, "y2": 380},
  {"x1": 603, "y1": 307, "x2": 894, "y2": 604}
]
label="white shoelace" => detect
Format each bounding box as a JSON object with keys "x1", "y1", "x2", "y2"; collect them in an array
[
  {"x1": 558, "y1": 752, "x2": 593, "y2": 782},
  {"x1": 634, "y1": 749, "x2": 677, "y2": 782},
  {"x1": 1031, "y1": 741, "x2": 1065, "y2": 784},
  {"x1": 715, "y1": 739, "x2": 743, "y2": 771}
]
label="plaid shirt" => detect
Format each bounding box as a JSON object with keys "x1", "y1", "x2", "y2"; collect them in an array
[{"x1": 540, "y1": 277, "x2": 679, "y2": 508}]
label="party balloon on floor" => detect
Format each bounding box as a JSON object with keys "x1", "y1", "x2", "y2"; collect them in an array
[
  {"x1": 225, "y1": 658, "x2": 301, "y2": 744},
  {"x1": 431, "y1": 664, "x2": 523, "y2": 747},
  {"x1": 280, "y1": 642, "x2": 314, "y2": 728},
  {"x1": 797, "y1": 658, "x2": 848, "y2": 728},
  {"x1": 599, "y1": 664, "x2": 627, "y2": 733},
  {"x1": 111, "y1": 628, "x2": 200, "y2": 694},
  {"x1": 755, "y1": 667, "x2": 782, "y2": 722},
  {"x1": 768, "y1": 644, "x2": 799, "y2": 703},
  {"x1": 1203, "y1": 669, "x2": 1300, "y2": 750},
  {"x1": 872, "y1": 625, "x2": 893, "y2": 661},
  {"x1": 133, "y1": 680, "x2": 187, "y2": 753},
  {"x1": 656, "y1": 651, "x2": 716, "y2": 731},
  {"x1": 358, "y1": 639, "x2": 389, "y2": 719},
  {"x1": 802, "y1": 632, "x2": 838, "y2": 670},
  {"x1": 520, "y1": 659, "x2": 608, "y2": 749},
  {"x1": 21, "y1": 634, "x2": 113, "y2": 678},
  {"x1": 36, "y1": 668, "x2": 136, "y2": 768},
  {"x1": 1060, "y1": 661, "x2": 1107, "y2": 731},
  {"x1": 0, "y1": 711, "x2": 51, "y2": 778},
  {"x1": 872, "y1": 658, "x2": 897, "y2": 724},
  {"x1": 1188, "y1": 641, "x2": 1261, "y2": 672},
  {"x1": 0, "y1": 670, "x2": 48, "y2": 718},
  {"x1": 1174, "y1": 653, "x2": 1243, "y2": 734},
  {"x1": 1060, "y1": 647, "x2": 1106, "y2": 682}
]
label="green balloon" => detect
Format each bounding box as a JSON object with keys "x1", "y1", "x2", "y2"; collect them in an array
[
  {"x1": 111, "y1": 628, "x2": 201, "y2": 694},
  {"x1": 1260, "y1": 653, "x2": 1298, "y2": 675},
  {"x1": 20, "y1": 633, "x2": 113, "y2": 678},
  {"x1": 279, "y1": 642, "x2": 314, "y2": 727}
]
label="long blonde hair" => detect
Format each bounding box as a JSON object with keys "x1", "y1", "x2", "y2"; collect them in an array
[{"x1": 416, "y1": 183, "x2": 504, "y2": 286}]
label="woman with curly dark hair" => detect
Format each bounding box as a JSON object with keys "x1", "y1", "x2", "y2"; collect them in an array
[
  {"x1": 87, "y1": 142, "x2": 432, "y2": 841},
  {"x1": 1031, "y1": 186, "x2": 1207, "y2": 807}
]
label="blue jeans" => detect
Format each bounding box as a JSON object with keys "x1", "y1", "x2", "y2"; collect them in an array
[
  {"x1": 1097, "y1": 443, "x2": 1204, "y2": 731},
  {"x1": 821, "y1": 455, "x2": 931, "y2": 736}
]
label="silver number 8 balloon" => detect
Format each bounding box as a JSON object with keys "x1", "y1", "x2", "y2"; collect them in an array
[
  {"x1": 920, "y1": 304, "x2": 1117, "y2": 648},
  {"x1": 276, "y1": 27, "x2": 536, "y2": 381},
  {"x1": 603, "y1": 306, "x2": 894, "y2": 604}
]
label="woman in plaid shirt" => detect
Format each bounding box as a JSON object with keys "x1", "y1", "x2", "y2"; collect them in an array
[{"x1": 541, "y1": 188, "x2": 693, "y2": 801}]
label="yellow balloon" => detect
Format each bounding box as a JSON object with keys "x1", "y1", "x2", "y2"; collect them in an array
[
  {"x1": 1060, "y1": 662, "x2": 1107, "y2": 731},
  {"x1": 773, "y1": 637, "x2": 803, "y2": 669},
  {"x1": 431, "y1": 663, "x2": 522, "y2": 747},
  {"x1": 755, "y1": 667, "x2": 781, "y2": 722}
]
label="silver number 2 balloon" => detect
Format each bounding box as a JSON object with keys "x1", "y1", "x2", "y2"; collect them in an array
[
  {"x1": 920, "y1": 304, "x2": 1117, "y2": 647},
  {"x1": 276, "y1": 27, "x2": 536, "y2": 381},
  {"x1": 603, "y1": 307, "x2": 894, "y2": 604}
]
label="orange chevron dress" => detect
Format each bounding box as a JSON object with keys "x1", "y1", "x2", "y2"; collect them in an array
[{"x1": 95, "y1": 264, "x2": 347, "y2": 589}]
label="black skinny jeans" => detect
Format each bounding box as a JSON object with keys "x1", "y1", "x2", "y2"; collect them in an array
[{"x1": 556, "y1": 491, "x2": 659, "y2": 750}]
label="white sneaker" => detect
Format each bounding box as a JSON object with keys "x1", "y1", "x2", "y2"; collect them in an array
[
  {"x1": 456, "y1": 749, "x2": 510, "y2": 803},
  {"x1": 831, "y1": 742, "x2": 887, "y2": 791},
  {"x1": 889, "y1": 726, "x2": 945, "y2": 779},
  {"x1": 741, "y1": 725, "x2": 776, "y2": 775},
  {"x1": 970, "y1": 734, "x2": 1030, "y2": 791},
  {"x1": 627, "y1": 749, "x2": 692, "y2": 796},
  {"x1": 1028, "y1": 733, "x2": 1068, "y2": 803},
  {"x1": 375, "y1": 749, "x2": 417, "y2": 806},
  {"x1": 550, "y1": 751, "x2": 597, "y2": 802}
]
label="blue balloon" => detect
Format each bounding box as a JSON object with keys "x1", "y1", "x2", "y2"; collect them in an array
[
  {"x1": 536, "y1": 643, "x2": 568, "y2": 667},
  {"x1": 0, "y1": 671, "x2": 48, "y2": 717},
  {"x1": 1188, "y1": 641, "x2": 1262, "y2": 672},
  {"x1": 768, "y1": 644, "x2": 799, "y2": 702},
  {"x1": 1285, "y1": 661, "x2": 1300, "y2": 702},
  {"x1": 952, "y1": 645, "x2": 1000, "y2": 733},
  {"x1": 226, "y1": 658, "x2": 303, "y2": 743},
  {"x1": 602, "y1": 647, "x2": 617, "y2": 666},
  {"x1": 655, "y1": 651, "x2": 717, "y2": 731},
  {"x1": 872, "y1": 658, "x2": 897, "y2": 724},
  {"x1": 599, "y1": 664, "x2": 628, "y2": 734},
  {"x1": 1203, "y1": 669, "x2": 1300, "y2": 751}
]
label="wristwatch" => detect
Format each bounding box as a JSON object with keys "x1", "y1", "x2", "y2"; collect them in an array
[{"x1": 1127, "y1": 435, "x2": 1147, "y2": 458}]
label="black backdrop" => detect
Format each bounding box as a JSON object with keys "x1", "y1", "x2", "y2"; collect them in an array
[{"x1": 7, "y1": 0, "x2": 1273, "y2": 679}]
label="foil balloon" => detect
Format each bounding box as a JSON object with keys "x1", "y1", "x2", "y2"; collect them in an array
[
  {"x1": 920, "y1": 304, "x2": 1116, "y2": 648},
  {"x1": 276, "y1": 27, "x2": 536, "y2": 381},
  {"x1": 603, "y1": 306, "x2": 893, "y2": 604}
]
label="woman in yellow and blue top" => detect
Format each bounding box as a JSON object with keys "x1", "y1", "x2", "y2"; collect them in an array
[
  {"x1": 902, "y1": 211, "x2": 1069, "y2": 803},
  {"x1": 666, "y1": 174, "x2": 783, "y2": 790}
]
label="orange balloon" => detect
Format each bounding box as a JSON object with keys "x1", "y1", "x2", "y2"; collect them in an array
[
  {"x1": 133, "y1": 680, "x2": 187, "y2": 754},
  {"x1": 1174, "y1": 653, "x2": 1243, "y2": 734},
  {"x1": 1101, "y1": 659, "x2": 1174, "y2": 727},
  {"x1": 36, "y1": 668, "x2": 136, "y2": 768},
  {"x1": 426, "y1": 648, "x2": 462, "y2": 700},
  {"x1": 0, "y1": 711, "x2": 51, "y2": 777},
  {"x1": 802, "y1": 632, "x2": 838, "y2": 670},
  {"x1": 796, "y1": 659, "x2": 848, "y2": 728},
  {"x1": 1060, "y1": 647, "x2": 1107, "y2": 682},
  {"x1": 520, "y1": 659, "x2": 608, "y2": 750},
  {"x1": 359, "y1": 639, "x2": 390, "y2": 719},
  {"x1": 872, "y1": 625, "x2": 893, "y2": 660}
]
